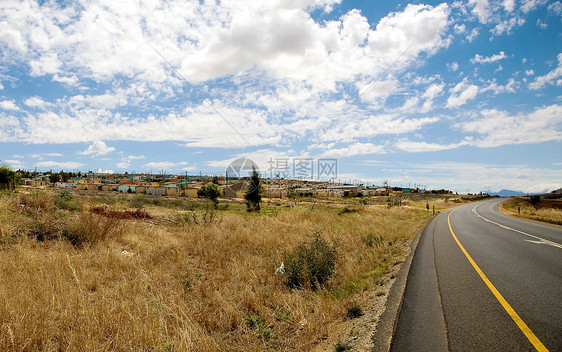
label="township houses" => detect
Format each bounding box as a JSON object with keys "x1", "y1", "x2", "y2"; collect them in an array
[{"x1": 23, "y1": 171, "x2": 395, "y2": 200}]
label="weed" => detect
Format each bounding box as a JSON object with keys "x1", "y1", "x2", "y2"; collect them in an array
[
  {"x1": 284, "y1": 232, "x2": 337, "y2": 290},
  {"x1": 361, "y1": 233, "x2": 383, "y2": 247},
  {"x1": 338, "y1": 207, "x2": 357, "y2": 215},
  {"x1": 376, "y1": 291, "x2": 385, "y2": 297},
  {"x1": 245, "y1": 312, "x2": 276, "y2": 339},
  {"x1": 335, "y1": 341, "x2": 351, "y2": 351},
  {"x1": 182, "y1": 279, "x2": 192, "y2": 290},
  {"x1": 345, "y1": 303, "x2": 363, "y2": 319},
  {"x1": 62, "y1": 211, "x2": 125, "y2": 246},
  {"x1": 54, "y1": 190, "x2": 81, "y2": 211}
]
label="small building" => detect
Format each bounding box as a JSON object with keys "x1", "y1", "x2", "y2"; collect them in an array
[
  {"x1": 55, "y1": 182, "x2": 76, "y2": 189},
  {"x1": 184, "y1": 187, "x2": 200, "y2": 198},
  {"x1": 101, "y1": 184, "x2": 118, "y2": 192},
  {"x1": 118, "y1": 184, "x2": 136, "y2": 193},
  {"x1": 165, "y1": 186, "x2": 180, "y2": 196},
  {"x1": 224, "y1": 181, "x2": 246, "y2": 198},
  {"x1": 146, "y1": 186, "x2": 166, "y2": 196}
]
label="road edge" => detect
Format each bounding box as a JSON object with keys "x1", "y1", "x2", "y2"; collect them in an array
[
  {"x1": 371, "y1": 217, "x2": 431, "y2": 352},
  {"x1": 497, "y1": 199, "x2": 562, "y2": 228}
]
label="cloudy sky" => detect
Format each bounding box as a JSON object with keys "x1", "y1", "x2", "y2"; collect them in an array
[{"x1": 0, "y1": 0, "x2": 561, "y2": 193}]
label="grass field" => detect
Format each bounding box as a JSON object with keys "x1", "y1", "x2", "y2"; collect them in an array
[
  {"x1": 501, "y1": 197, "x2": 562, "y2": 225},
  {"x1": 0, "y1": 189, "x2": 481, "y2": 351}
]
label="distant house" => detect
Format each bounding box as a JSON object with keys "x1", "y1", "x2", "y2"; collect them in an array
[
  {"x1": 146, "y1": 186, "x2": 166, "y2": 196},
  {"x1": 55, "y1": 182, "x2": 76, "y2": 189},
  {"x1": 118, "y1": 184, "x2": 136, "y2": 193},
  {"x1": 185, "y1": 187, "x2": 200, "y2": 198},
  {"x1": 224, "y1": 181, "x2": 246, "y2": 198},
  {"x1": 101, "y1": 184, "x2": 118, "y2": 192},
  {"x1": 164, "y1": 186, "x2": 179, "y2": 196},
  {"x1": 265, "y1": 187, "x2": 286, "y2": 198}
]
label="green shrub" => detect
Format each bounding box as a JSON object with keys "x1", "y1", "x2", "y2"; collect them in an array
[
  {"x1": 284, "y1": 233, "x2": 337, "y2": 290},
  {"x1": 530, "y1": 195, "x2": 541, "y2": 205},
  {"x1": 54, "y1": 190, "x2": 81, "y2": 211},
  {"x1": 245, "y1": 312, "x2": 276, "y2": 339},
  {"x1": 346, "y1": 302, "x2": 363, "y2": 319},
  {"x1": 335, "y1": 341, "x2": 351, "y2": 351}
]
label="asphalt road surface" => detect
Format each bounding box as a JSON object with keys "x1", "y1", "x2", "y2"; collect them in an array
[{"x1": 391, "y1": 198, "x2": 562, "y2": 351}]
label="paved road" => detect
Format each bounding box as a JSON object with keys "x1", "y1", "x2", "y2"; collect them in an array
[{"x1": 391, "y1": 198, "x2": 562, "y2": 351}]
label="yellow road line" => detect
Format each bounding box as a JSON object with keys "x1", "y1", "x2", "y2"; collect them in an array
[{"x1": 447, "y1": 209, "x2": 549, "y2": 352}]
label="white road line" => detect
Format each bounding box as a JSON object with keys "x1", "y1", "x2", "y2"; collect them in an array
[
  {"x1": 489, "y1": 202, "x2": 562, "y2": 232},
  {"x1": 472, "y1": 205, "x2": 562, "y2": 250}
]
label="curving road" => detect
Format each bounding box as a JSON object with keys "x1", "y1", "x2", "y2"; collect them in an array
[{"x1": 391, "y1": 198, "x2": 562, "y2": 352}]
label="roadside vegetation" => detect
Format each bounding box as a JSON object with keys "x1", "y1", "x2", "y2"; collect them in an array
[
  {"x1": 501, "y1": 197, "x2": 562, "y2": 225},
  {"x1": 0, "y1": 186, "x2": 492, "y2": 351}
]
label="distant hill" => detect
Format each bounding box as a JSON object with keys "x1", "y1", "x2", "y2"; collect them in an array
[{"x1": 485, "y1": 189, "x2": 526, "y2": 197}]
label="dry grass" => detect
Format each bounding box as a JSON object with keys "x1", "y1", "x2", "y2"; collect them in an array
[
  {"x1": 0, "y1": 190, "x2": 433, "y2": 351},
  {"x1": 501, "y1": 197, "x2": 562, "y2": 225}
]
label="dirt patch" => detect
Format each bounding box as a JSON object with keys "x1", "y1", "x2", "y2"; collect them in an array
[{"x1": 90, "y1": 205, "x2": 153, "y2": 219}]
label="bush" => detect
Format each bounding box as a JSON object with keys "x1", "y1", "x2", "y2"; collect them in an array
[
  {"x1": 62, "y1": 212, "x2": 125, "y2": 246},
  {"x1": 197, "y1": 183, "x2": 221, "y2": 209},
  {"x1": 530, "y1": 195, "x2": 541, "y2": 205},
  {"x1": 54, "y1": 190, "x2": 81, "y2": 211},
  {"x1": 284, "y1": 233, "x2": 337, "y2": 290},
  {"x1": 346, "y1": 302, "x2": 363, "y2": 319},
  {"x1": 335, "y1": 342, "x2": 351, "y2": 351},
  {"x1": 18, "y1": 192, "x2": 54, "y2": 212}
]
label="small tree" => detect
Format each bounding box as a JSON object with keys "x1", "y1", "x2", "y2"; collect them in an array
[
  {"x1": 0, "y1": 165, "x2": 21, "y2": 192},
  {"x1": 245, "y1": 167, "x2": 261, "y2": 212},
  {"x1": 198, "y1": 183, "x2": 221, "y2": 208}
]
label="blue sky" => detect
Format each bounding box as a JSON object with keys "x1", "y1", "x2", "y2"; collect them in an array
[{"x1": 0, "y1": 0, "x2": 560, "y2": 193}]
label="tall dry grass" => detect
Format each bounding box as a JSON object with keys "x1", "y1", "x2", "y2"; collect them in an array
[
  {"x1": 0, "y1": 191, "x2": 431, "y2": 351},
  {"x1": 502, "y1": 197, "x2": 562, "y2": 225}
]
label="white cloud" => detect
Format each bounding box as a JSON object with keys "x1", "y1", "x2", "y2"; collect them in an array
[
  {"x1": 79, "y1": 141, "x2": 116, "y2": 156},
  {"x1": 0, "y1": 100, "x2": 20, "y2": 111},
  {"x1": 480, "y1": 78, "x2": 518, "y2": 94},
  {"x1": 536, "y1": 19, "x2": 547, "y2": 29},
  {"x1": 29, "y1": 53, "x2": 61, "y2": 76},
  {"x1": 395, "y1": 140, "x2": 468, "y2": 152},
  {"x1": 466, "y1": 28, "x2": 479, "y2": 42},
  {"x1": 319, "y1": 113, "x2": 439, "y2": 143},
  {"x1": 454, "y1": 24, "x2": 466, "y2": 33},
  {"x1": 318, "y1": 142, "x2": 385, "y2": 158},
  {"x1": 468, "y1": 0, "x2": 490, "y2": 23},
  {"x1": 491, "y1": 17, "x2": 525, "y2": 36},
  {"x1": 458, "y1": 104, "x2": 562, "y2": 147},
  {"x1": 385, "y1": 161, "x2": 561, "y2": 194},
  {"x1": 521, "y1": 0, "x2": 548, "y2": 13},
  {"x1": 24, "y1": 96, "x2": 50, "y2": 109},
  {"x1": 471, "y1": 51, "x2": 507, "y2": 64},
  {"x1": 525, "y1": 69, "x2": 534, "y2": 75},
  {"x1": 446, "y1": 80, "x2": 479, "y2": 108},
  {"x1": 143, "y1": 161, "x2": 189, "y2": 170},
  {"x1": 117, "y1": 154, "x2": 145, "y2": 169},
  {"x1": 0, "y1": 1, "x2": 454, "y2": 149},
  {"x1": 358, "y1": 80, "x2": 398, "y2": 103},
  {"x1": 35, "y1": 161, "x2": 85, "y2": 170},
  {"x1": 52, "y1": 74, "x2": 79, "y2": 86},
  {"x1": 529, "y1": 53, "x2": 562, "y2": 90},
  {"x1": 4, "y1": 159, "x2": 25, "y2": 169},
  {"x1": 448, "y1": 62, "x2": 459, "y2": 71},
  {"x1": 502, "y1": 0, "x2": 515, "y2": 12},
  {"x1": 548, "y1": 1, "x2": 562, "y2": 16}
]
